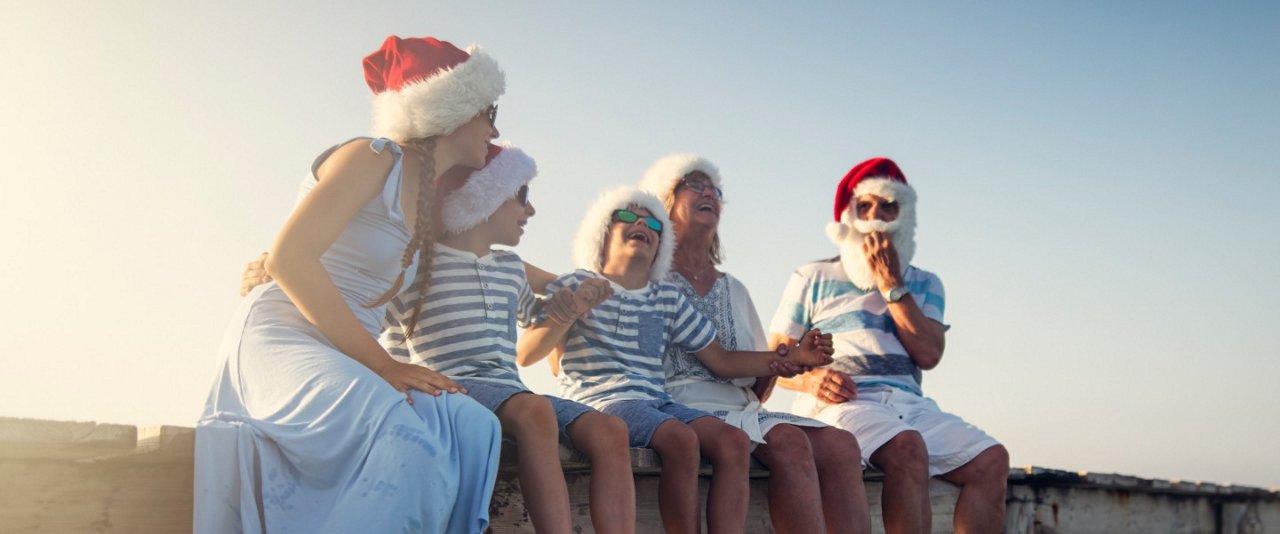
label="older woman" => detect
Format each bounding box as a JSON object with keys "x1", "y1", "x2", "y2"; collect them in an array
[{"x1": 639, "y1": 154, "x2": 871, "y2": 534}]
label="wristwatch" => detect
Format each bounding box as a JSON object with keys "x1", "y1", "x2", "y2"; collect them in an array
[{"x1": 882, "y1": 286, "x2": 910, "y2": 303}]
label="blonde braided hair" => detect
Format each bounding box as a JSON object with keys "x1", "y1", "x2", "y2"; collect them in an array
[{"x1": 365, "y1": 137, "x2": 439, "y2": 337}]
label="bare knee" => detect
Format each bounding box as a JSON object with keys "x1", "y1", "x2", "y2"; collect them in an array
[
  {"x1": 706, "y1": 426, "x2": 751, "y2": 470},
  {"x1": 498, "y1": 394, "x2": 556, "y2": 438},
  {"x1": 968, "y1": 445, "x2": 1010, "y2": 487},
  {"x1": 652, "y1": 422, "x2": 700, "y2": 470},
  {"x1": 810, "y1": 426, "x2": 860, "y2": 468},
  {"x1": 759, "y1": 425, "x2": 815, "y2": 470},
  {"x1": 872, "y1": 431, "x2": 928, "y2": 479},
  {"x1": 573, "y1": 413, "x2": 630, "y2": 457}
]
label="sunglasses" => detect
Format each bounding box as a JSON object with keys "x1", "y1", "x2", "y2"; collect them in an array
[
  {"x1": 612, "y1": 209, "x2": 664, "y2": 233},
  {"x1": 677, "y1": 177, "x2": 723, "y2": 200},
  {"x1": 514, "y1": 185, "x2": 529, "y2": 207},
  {"x1": 484, "y1": 105, "x2": 498, "y2": 127}
]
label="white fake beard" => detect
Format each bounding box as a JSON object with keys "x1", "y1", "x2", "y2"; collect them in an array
[{"x1": 838, "y1": 218, "x2": 915, "y2": 291}]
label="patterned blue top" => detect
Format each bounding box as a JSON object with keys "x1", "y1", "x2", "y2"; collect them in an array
[
  {"x1": 768, "y1": 259, "x2": 946, "y2": 396},
  {"x1": 381, "y1": 244, "x2": 536, "y2": 389},
  {"x1": 544, "y1": 270, "x2": 718, "y2": 408}
]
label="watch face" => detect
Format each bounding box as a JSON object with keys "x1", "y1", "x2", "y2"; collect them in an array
[{"x1": 887, "y1": 287, "x2": 908, "y2": 302}]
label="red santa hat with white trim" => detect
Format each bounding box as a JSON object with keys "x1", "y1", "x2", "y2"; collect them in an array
[
  {"x1": 362, "y1": 36, "x2": 505, "y2": 142},
  {"x1": 826, "y1": 157, "x2": 917, "y2": 245},
  {"x1": 439, "y1": 142, "x2": 537, "y2": 235}
]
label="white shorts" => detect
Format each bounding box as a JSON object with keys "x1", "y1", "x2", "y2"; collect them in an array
[{"x1": 805, "y1": 387, "x2": 1000, "y2": 476}]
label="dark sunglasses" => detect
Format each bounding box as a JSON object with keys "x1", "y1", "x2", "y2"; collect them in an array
[
  {"x1": 484, "y1": 105, "x2": 498, "y2": 127},
  {"x1": 677, "y1": 177, "x2": 723, "y2": 200},
  {"x1": 612, "y1": 209, "x2": 663, "y2": 233},
  {"x1": 514, "y1": 184, "x2": 529, "y2": 207}
]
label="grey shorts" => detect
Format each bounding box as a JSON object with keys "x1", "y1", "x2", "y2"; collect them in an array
[
  {"x1": 599, "y1": 398, "x2": 714, "y2": 447},
  {"x1": 456, "y1": 379, "x2": 594, "y2": 441}
]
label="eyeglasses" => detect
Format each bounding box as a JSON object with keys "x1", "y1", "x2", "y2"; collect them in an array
[
  {"x1": 514, "y1": 185, "x2": 529, "y2": 207},
  {"x1": 612, "y1": 209, "x2": 664, "y2": 233},
  {"x1": 677, "y1": 177, "x2": 723, "y2": 200},
  {"x1": 484, "y1": 105, "x2": 498, "y2": 127}
]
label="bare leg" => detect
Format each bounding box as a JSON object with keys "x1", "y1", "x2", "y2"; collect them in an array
[
  {"x1": 494, "y1": 394, "x2": 571, "y2": 533},
  {"x1": 752, "y1": 424, "x2": 824, "y2": 534},
  {"x1": 869, "y1": 431, "x2": 931, "y2": 534},
  {"x1": 939, "y1": 445, "x2": 1009, "y2": 534},
  {"x1": 803, "y1": 426, "x2": 872, "y2": 534},
  {"x1": 688, "y1": 417, "x2": 750, "y2": 534},
  {"x1": 649, "y1": 420, "x2": 702, "y2": 534},
  {"x1": 566, "y1": 412, "x2": 636, "y2": 534}
]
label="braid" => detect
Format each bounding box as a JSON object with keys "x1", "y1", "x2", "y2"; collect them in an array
[{"x1": 366, "y1": 137, "x2": 439, "y2": 340}]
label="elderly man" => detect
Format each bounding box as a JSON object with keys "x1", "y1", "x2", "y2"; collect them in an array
[{"x1": 770, "y1": 157, "x2": 1009, "y2": 534}]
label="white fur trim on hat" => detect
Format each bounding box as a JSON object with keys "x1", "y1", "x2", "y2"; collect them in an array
[
  {"x1": 572, "y1": 187, "x2": 675, "y2": 282},
  {"x1": 638, "y1": 153, "x2": 722, "y2": 204},
  {"x1": 440, "y1": 144, "x2": 537, "y2": 235},
  {"x1": 851, "y1": 176, "x2": 916, "y2": 206},
  {"x1": 371, "y1": 46, "x2": 505, "y2": 142}
]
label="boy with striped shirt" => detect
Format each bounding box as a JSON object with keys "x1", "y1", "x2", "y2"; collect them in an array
[
  {"x1": 382, "y1": 144, "x2": 635, "y2": 534},
  {"x1": 518, "y1": 186, "x2": 835, "y2": 534}
]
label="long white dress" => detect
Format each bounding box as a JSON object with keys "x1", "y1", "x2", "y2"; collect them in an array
[{"x1": 195, "y1": 138, "x2": 501, "y2": 533}]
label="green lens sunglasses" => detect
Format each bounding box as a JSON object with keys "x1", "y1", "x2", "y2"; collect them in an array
[{"x1": 612, "y1": 209, "x2": 664, "y2": 233}]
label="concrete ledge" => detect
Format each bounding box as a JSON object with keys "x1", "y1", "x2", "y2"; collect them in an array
[{"x1": 3, "y1": 418, "x2": 1277, "y2": 533}]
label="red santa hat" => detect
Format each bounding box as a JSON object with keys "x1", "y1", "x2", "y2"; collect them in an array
[
  {"x1": 363, "y1": 36, "x2": 505, "y2": 142},
  {"x1": 439, "y1": 143, "x2": 537, "y2": 235},
  {"x1": 638, "y1": 153, "x2": 722, "y2": 204},
  {"x1": 826, "y1": 157, "x2": 917, "y2": 244},
  {"x1": 572, "y1": 187, "x2": 675, "y2": 282}
]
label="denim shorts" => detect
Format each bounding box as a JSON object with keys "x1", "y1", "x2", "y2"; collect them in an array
[
  {"x1": 598, "y1": 398, "x2": 714, "y2": 447},
  {"x1": 456, "y1": 379, "x2": 594, "y2": 440}
]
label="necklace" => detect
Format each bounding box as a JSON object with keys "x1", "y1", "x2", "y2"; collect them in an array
[{"x1": 682, "y1": 263, "x2": 717, "y2": 282}]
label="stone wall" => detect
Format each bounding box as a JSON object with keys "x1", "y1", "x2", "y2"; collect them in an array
[{"x1": 2, "y1": 418, "x2": 1277, "y2": 533}]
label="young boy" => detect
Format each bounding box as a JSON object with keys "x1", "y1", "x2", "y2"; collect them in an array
[
  {"x1": 518, "y1": 186, "x2": 834, "y2": 534},
  {"x1": 382, "y1": 144, "x2": 636, "y2": 534}
]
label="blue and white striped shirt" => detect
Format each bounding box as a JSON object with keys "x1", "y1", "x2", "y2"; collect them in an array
[
  {"x1": 768, "y1": 260, "x2": 946, "y2": 396},
  {"x1": 545, "y1": 270, "x2": 718, "y2": 408},
  {"x1": 381, "y1": 244, "x2": 536, "y2": 389}
]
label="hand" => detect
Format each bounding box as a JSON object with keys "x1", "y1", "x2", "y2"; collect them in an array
[
  {"x1": 544, "y1": 288, "x2": 578, "y2": 325},
  {"x1": 862, "y1": 232, "x2": 903, "y2": 293},
  {"x1": 375, "y1": 360, "x2": 465, "y2": 403},
  {"x1": 789, "y1": 329, "x2": 835, "y2": 367},
  {"x1": 769, "y1": 344, "x2": 805, "y2": 378},
  {"x1": 572, "y1": 278, "x2": 614, "y2": 316},
  {"x1": 804, "y1": 368, "x2": 857, "y2": 404},
  {"x1": 240, "y1": 252, "x2": 272, "y2": 297}
]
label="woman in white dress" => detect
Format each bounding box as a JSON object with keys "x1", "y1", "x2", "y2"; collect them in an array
[
  {"x1": 639, "y1": 154, "x2": 873, "y2": 534},
  {"x1": 196, "y1": 36, "x2": 506, "y2": 533}
]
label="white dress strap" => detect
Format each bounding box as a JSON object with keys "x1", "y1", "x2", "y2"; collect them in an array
[{"x1": 368, "y1": 138, "x2": 407, "y2": 228}]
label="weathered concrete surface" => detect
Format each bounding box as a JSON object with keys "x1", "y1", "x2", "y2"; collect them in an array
[{"x1": 2, "y1": 418, "x2": 1278, "y2": 533}]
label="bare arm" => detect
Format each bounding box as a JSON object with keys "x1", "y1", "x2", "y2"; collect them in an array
[
  {"x1": 516, "y1": 279, "x2": 613, "y2": 367},
  {"x1": 523, "y1": 261, "x2": 558, "y2": 294},
  {"x1": 864, "y1": 231, "x2": 946, "y2": 370},
  {"x1": 694, "y1": 330, "x2": 833, "y2": 379},
  {"x1": 266, "y1": 141, "x2": 457, "y2": 397}
]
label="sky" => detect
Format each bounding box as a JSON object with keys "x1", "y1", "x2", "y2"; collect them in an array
[{"x1": 2, "y1": 2, "x2": 1278, "y2": 489}]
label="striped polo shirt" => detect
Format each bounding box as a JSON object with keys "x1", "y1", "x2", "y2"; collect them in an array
[
  {"x1": 768, "y1": 259, "x2": 946, "y2": 396},
  {"x1": 380, "y1": 244, "x2": 535, "y2": 390},
  {"x1": 545, "y1": 270, "x2": 718, "y2": 409}
]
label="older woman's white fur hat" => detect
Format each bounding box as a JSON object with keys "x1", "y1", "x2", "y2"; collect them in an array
[
  {"x1": 572, "y1": 187, "x2": 675, "y2": 282},
  {"x1": 638, "y1": 153, "x2": 722, "y2": 203}
]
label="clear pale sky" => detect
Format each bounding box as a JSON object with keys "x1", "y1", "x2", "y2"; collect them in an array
[{"x1": 3, "y1": 2, "x2": 1277, "y2": 489}]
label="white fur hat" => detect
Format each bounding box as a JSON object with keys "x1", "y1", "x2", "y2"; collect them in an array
[
  {"x1": 638, "y1": 153, "x2": 722, "y2": 203},
  {"x1": 572, "y1": 187, "x2": 675, "y2": 282},
  {"x1": 439, "y1": 143, "x2": 537, "y2": 235},
  {"x1": 363, "y1": 36, "x2": 505, "y2": 142}
]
